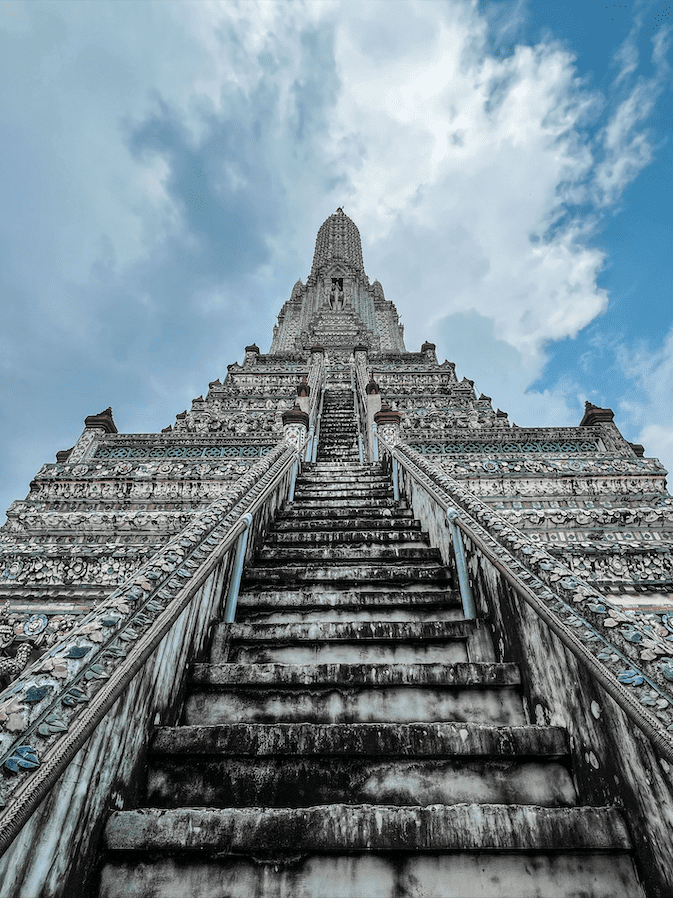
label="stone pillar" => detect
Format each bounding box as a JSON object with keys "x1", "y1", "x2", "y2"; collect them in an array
[
  {"x1": 68, "y1": 407, "x2": 118, "y2": 464},
  {"x1": 364, "y1": 373, "x2": 382, "y2": 461},
  {"x1": 374, "y1": 401, "x2": 402, "y2": 447},
  {"x1": 296, "y1": 377, "x2": 310, "y2": 415},
  {"x1": 282, "y1": 404, "x2": 309, "y2": 451},
  {"x1": 354, "y1": 344, "x2": 368, "y2": 366}
]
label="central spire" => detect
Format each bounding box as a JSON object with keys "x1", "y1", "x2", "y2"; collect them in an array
[{"x1": 310, "y1": 207, "x2": 365, "y2": 277}]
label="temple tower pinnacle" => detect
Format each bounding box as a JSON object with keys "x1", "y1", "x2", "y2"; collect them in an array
[
  {"x1": 309, "y1": 207, "x2": 365, "y2": 277},
  {"x1": 270, "y1": 208, "x2": 406, "y2": 355}
]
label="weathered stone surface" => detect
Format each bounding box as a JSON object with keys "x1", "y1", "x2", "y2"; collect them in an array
[
  {"x1": 104, "y1": 804, "x2": 630, "y2": 852},
  {"x1": 98, "y1": 853, "x2": 645, "y2": 898},
  {"x1": 183, "y1": 683, "x2": 526, "y2": 726},
  {"x1": 151, "y1": 721, "x2": 569, "y2": 757},
  {"x1": 191, "y1": 661, "x2": 521, "y2": 687}
]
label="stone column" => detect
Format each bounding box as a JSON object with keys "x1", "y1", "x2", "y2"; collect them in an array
[
  {"x1": 374, "y1": 401, "x2": 402, "y2": 447},
  {"x1": 296, "y1": 377, "x2": 310, "y2": 415},
  {"x1": 364, "y1": 373, "x2": 382, "y2": 462},
  {"x1": 282, "y1": 404, "x2": 309, "y2": 451}
]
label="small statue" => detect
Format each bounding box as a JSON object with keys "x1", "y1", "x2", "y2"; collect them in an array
[{"x1": 0, "y1": 602, "x2": 32, "y2": 684}]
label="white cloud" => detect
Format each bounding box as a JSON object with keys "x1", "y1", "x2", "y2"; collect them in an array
[
  {"x1": 304, "y1": 2, "x2": 608, "y2": 374},
  {"x1": 617, "y1": 329, "x2": 673, "y2": 476},
  {"x1": 594, "y1": 22, "x2": 669, "y2": 206},
  {"x1": 1, "y1": 0, "x2": 670, "y2": 516},
  {"x1": 593, "y1": 81, "x2": 656, "y2": 206}
]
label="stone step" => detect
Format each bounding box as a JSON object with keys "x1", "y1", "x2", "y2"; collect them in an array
[
  {"x1": 319, "y1": 421, "x2": 357, "y2": 426},
  {"x1": 268, "y1": 528, "x2": 426, "y2": 545},
  {"x1": 294, "y1": 477, "x2": 390, "y2": 489},
  {"x1": 276, "y1": 506, "x2": 414, "y2": 522},
  {"x1": 243, "y1": 560, "x2": 451, "y2": 586},
  {"x1": 191, "y1": 661, "x2": 520, "y2": 688},
  {"x1": 318, "y1": 431, "x2": 358, "y2": 438},
  {"x1": 256, "y1": 545, "x2": 441, "y2": 563},
  {"x1": 293, "y1": 486, "x2": 393, "y2": 499},
  {"x1": 236, "y1": 588, "x2": 465, "y2": 623},
  {"x1": 209, "y1": 620, "x2": 495, "y2": 664},
  {"x1": 304, "y1": 462, "x2": 384, "y2": 473},
  {"x1": 100, "y1": 850, "x2": 643, "y2": 898},
  {"x1": 319, "y1": 421, "x2": 357, "y2": 427},
  {"x1": 318, "y1": 432, "x2": 357, "y2": 437},
  {"x1": 316, "y1": 449, "x2": 360, "y2": 458},
  {"x1": 296, "y1": 477, "x2": 391, "y2": 489},
  {"x1": 320, "y1": 415, "x2": 356, "y2": 419},
  {"x1": 273, "y1": 515, "x2": 419, "y2": 531},
  {"x1": 152, "y1": 720, "x2": 568, "y2": 757},
  {"x1": 287, "y1": 496, "x2": 402, "y2": 509},
  {"x1": 102, "y1": 802, "x2": 633, "y2": 854},
  {"x1": 184, "y1": 662, "x2": 524, "y2": 726},
  {"x1": 146, "y1": 722, "x2": 575, "y2": 809}
]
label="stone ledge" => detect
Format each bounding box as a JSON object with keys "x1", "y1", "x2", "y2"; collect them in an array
[
  {"x1": 150, "y1": 722, "x2": 568, "y2": 758},
  {"x1": 103, "y1": 803, "x2": 630, "y2": 853},
  {"x1": 189, "y1": 661, "x2": 521, "y2": 688},
  {"x1": 218, "y1": 620, "x2": 480, "y2": 641}
]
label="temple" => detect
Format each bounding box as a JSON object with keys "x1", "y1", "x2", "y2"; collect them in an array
[{"x1": 0, "y1": 209, "x2": 672, "y2": 897}]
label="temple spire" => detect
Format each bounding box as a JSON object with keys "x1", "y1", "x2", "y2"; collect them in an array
[{"x1": 310, "y1": 207, "x2": 365, "y2": 277}]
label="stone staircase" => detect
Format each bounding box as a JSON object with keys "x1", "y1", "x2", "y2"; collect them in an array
[
  {"x1": 316, "y1": 388, "x2": 360, "y2": 462},
  {"x1": 98, "y1": 389, "x2": 645, "y2": 897}
]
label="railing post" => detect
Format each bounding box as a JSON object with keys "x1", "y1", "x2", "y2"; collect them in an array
[
  {"x1": 305, "y1": 426, "x2": 314, "y2": 462},
  {"x1": 446, "y1": 508, "x2": 476, "y2": 620},
  {"x1": 392, "y1": 456, "x2": 400, "y2": 502},
  {"x1": 373, "y1": 423, "x2": 379, "y2": 461},
  {"x1": 288, "y1": 459, "x2": 299, "y2": 502},
  {"x1": 351, "y1": 380, "x2": 365, "y2": 464},
  {"x1": 312, "y1": 388, "x2": 325, "y2": 463},
  {"x1": 223, "y1": 513, "x2": 254, "y2": 623}
]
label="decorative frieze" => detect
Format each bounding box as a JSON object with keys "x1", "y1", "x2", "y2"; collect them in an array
[
  {"x1": 408, "y1": 438, "x2": 600, "y2": 454},
  {"x1": 465, "y1": 476, "x2": 668, "y2": 499}
]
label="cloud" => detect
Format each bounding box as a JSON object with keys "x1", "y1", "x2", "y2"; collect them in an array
[
  {"x1": 594, "y1": 20, "x2": 670, "y2": 206},
  {"x1": 435, "y1": 310, "x2": 582, "y2": 428},
  {"x1": 0, "y1": 0, "x2": 670, "y2": 517},
  {"x1": 617, "y1": 328, "x2": 673, "y2": 475}
]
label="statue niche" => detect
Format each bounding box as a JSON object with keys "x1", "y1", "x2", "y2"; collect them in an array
[{"x1": 328, "y1": 277, "x2": 345, "y2": 311}]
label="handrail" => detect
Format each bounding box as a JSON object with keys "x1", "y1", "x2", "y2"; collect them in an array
[
  {"x1": 350, "y1": 367, "x2": 365, "y2": 463},
  {"x1": 0, "y1": 439, "x2": 301, "y2": 852},
  {"x1": 352, "y1": 358, "x2": 370, "y2": 461},
  {"x1": 306, "y1": 356, "x2": 325, "y2": 462},
  {"x1": 379, "y1": 437, "x2": 673, "y2": 763},
  {"x1": 312, "y1": 389, "x2": 325, "y2": 464}
]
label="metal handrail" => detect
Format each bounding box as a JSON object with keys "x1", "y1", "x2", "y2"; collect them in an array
[
  {"x1": 350, "y1": 366, "x2": 365, "y2": 463},
  {"x1": 379, "y1": 436, "x2": 673, "y2": 763},
  {"x1": 352, "y1": 359, "x2": 371, "y2": 462},
  {"x1": 306, "y1": 357, "x2": 325, "y2": 462},
  {"x1": 0, "y1": 439, "x2": 302, "y2": 852}
]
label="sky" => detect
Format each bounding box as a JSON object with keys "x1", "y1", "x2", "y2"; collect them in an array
[{"x1": 0, "y1": 0, "x2": 671, "y2": 519}]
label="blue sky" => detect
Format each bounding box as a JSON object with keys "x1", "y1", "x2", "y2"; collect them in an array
[{"x1": 1, "y1": 0, "x2": 671, "y2": 518}]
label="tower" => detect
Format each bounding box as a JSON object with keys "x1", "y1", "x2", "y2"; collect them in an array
[{"x1": 0, "y1": 210, "x2": 672, "y2": 896}]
